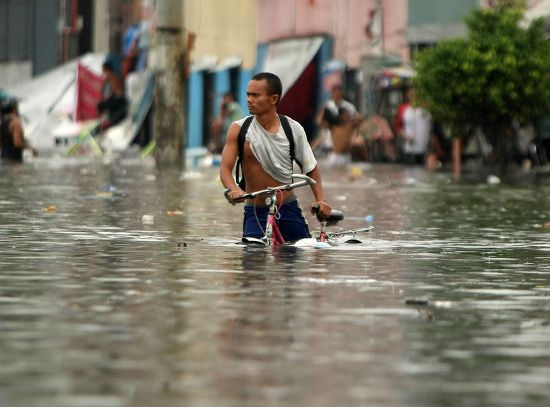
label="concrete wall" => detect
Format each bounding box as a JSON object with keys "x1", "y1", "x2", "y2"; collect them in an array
[
  {"x1": 0, "y1": 61, "x2": 32, "y2": 88},
  {"x1": 93, "y1": 0, "x2": 110, "y2": 54},
  {"x1": 184, "y1": 0, "x2": 257, "y2": 69},
  {"x1": 0, "y1": 0, "x2": 60, "y2": 87},
  {"x1": 408, "y1": 0, "x2": 479, "y2": 45},
  {"x1": 257, "y1": 0, "x2": 409, "y2": 68}
]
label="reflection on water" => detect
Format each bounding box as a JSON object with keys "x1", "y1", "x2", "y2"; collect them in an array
[{"x1": 1, "y1": 153, "x2": 549, "y2": 406}]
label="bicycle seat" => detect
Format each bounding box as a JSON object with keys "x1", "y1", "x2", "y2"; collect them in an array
[
  {"x1": 323, "y1": 209, "x2": 344, "y2": 225},
  {"x1": 313, "y1": 207, "x2": 344, "y2": 225}
]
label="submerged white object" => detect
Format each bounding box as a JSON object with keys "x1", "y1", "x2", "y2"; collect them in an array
[
  {"x1": 314, "y1": 241, "x2": 331, "y2": 249},
  {"x1": 293, "y1": 238, "x2": 330, "y2": 249},
  {"x1": 487, "y1": 175, "x2": 501, "y2": 185}
]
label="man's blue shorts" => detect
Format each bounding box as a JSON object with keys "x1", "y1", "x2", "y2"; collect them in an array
[{"x1": 243, "y1": 199, "x2": 311, "y2": 242}]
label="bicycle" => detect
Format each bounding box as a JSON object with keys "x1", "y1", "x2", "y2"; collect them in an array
[{"x1": 224, "y1": 174, "x2": 373, "y2": 247}]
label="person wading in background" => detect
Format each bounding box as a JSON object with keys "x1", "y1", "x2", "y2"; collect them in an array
[
  {"x1": 0, "y1": 98, "x2": 37, "y2": 163},
  {"x1": 317, "y1": 84, "x2": 362, "y2": 167}
]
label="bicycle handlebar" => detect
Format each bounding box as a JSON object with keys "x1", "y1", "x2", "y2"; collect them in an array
[{"x1": 224, "y1": 173, "x2": 316, "y2": 201}]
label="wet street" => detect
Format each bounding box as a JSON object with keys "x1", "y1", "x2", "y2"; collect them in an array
[{"x1": 1, "y1": 151, "x2": 549, "y2": 407}]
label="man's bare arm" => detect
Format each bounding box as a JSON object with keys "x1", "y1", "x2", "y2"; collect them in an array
[
  {"x1": 219, "y1": 123, "x2": 245, "y2": 202},
  {"x1": 11, "y1": 118, "x2": 25, "y2": 148},
  {"x1": 306, "y1": 165, "x2": 332, "y2": 218}
]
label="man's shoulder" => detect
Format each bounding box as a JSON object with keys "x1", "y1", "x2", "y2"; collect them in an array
[
  {"x1": 324, "y1": 100, "x2": 338, "y2": 111},
  {"x1": 7, "y1": 114, "x2": 21, "y2": 126},
  {"x1": 280, "y1": 115, "x2": 305, "y2": 136},
  {"x1": 235, "y1": 116, "x2": 253, "y2": 128},
  {"x1": 403, "y1": 105, "x2": 415, "y2": 116},
  {"x1": 279, "y1": 114, "x2": 298, "y2": 125},
  {"x1": 342, "y1": 100, "x2": 358, "y2": 114}
]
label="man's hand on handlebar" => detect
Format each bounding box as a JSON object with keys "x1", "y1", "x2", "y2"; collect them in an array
[
  {"x1": 224, "y1": 187, "x2": 247, "y2": 205},
  {"x1": 311, "y1": 200, "x2": 332, "y2": 219}
]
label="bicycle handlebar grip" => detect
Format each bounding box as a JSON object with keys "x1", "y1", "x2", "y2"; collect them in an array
[{"x1": 224, "y1": 188, "x2": 251, "y2": 202}]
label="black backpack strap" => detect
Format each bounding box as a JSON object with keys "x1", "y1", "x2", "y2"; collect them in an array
[
  {"x1": 236, "y1": 116, "x2": 254, "y2": 189},
  {"x1": 279, "y1": 114, "x2": 303, "y2": 171}
]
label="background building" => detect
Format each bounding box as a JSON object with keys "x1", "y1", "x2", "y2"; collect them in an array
[
  {"x1": 2, "y1": 0, "x2": 549, "y2": 150},
  {"x1": 0, "y1": 0, "x2": 143, "y2": 89},
  {"x1": 0, "y1": 0, "x2": 67, "y2": 87}
]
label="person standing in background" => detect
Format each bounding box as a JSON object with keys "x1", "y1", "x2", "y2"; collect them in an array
[
  {"x1": 97, "y1": 61, "x2": 128, "y2": 131},
  {"x1": 395, "y1": 87, "x2": 413, "y2": 141},
  {"x1": 399, "y1": 88, "x2": 432, "y2": 165},
  {"x1": 317, "y1": 84, "x2": 362, "y2": 167},
  {"x1": 209, "y1": 92, "x2": 244, "y2": 154},
  {"x1": 0, "y1": 98, "x2": 37, "y2": 163}
]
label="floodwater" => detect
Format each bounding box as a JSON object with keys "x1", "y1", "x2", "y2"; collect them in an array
[{"x1": 1, "y1": 151, "x2": 549, "y2": 407}]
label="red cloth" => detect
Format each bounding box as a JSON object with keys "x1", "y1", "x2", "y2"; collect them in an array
[
  {"x1": 75, "y1": 63, "x2": 103, "y2": 121},
  {"x1": 394, "y1": 101, "x2": 410, "y2": 134},
  {"x1": 278, "y1": 61, "x2": 317, "y2": 141}
]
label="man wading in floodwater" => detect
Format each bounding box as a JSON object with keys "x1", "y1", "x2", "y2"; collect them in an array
[{"x1": 219, "y1": 72, "x2": 332, "y2": 242}]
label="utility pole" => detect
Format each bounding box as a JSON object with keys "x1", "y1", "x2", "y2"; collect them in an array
[{"x1": 151, "y1": 0, "x2": 186, "y2": 168}]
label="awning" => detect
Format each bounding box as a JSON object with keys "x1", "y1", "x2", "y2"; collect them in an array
[{"x1": 260, "y1": 36, "x2": 324, "y2": 97}]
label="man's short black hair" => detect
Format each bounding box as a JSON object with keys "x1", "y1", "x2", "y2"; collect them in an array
[{"x1": 252, "y1": 72, "x2": 282, "y2": 101}]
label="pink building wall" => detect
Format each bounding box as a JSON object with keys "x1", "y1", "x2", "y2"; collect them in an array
[{"x1": 257, "y1": 0, "x2": 409, "y2": 68}]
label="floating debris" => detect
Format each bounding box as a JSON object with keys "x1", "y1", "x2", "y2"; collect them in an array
[
  {"x1": 166, "y1": 210, "x2": 184, "y2": 216},
  {"x1": 405, "y1": 298, "x2": 430, "y2": 306},
  {"x1": 487, "y1": 175, "x2": 501, "y2": 185},
  {"x1": 43, "y1": 205, "x2": 58, "y2": 213},
  {"x1": 141, "y1": 214, "x2": 154, "y2": 225}
]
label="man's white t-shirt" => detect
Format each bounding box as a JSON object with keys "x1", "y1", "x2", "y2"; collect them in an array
[
  {"x1": 234, "y1": 116, "x2": 317, "y2": 184},
  {"x1": 403, "y1": 106, "x2": 432, "y2": 155}
]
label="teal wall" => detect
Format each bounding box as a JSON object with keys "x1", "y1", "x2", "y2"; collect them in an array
[
  {"x1": 187, "y1": 70, "x2": 205, "y2": 148},
  {"x1": 409, "y1": 0, "x2": 480, "y2": 25}
]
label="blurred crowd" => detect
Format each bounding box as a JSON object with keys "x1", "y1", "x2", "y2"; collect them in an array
[{"x1": 307, "y1": 84, "x2": 550, "y2": 172}]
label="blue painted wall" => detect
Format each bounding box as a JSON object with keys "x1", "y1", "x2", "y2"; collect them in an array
[
  {"x1": 185, "y1": 36, "x2": 333, "y2": 148},
  {"x1": 187, "y1": 70, "x2": 204, "y2": 148},
  {"x1": 212, "y1": 69, "x2": 231, "y2": 117},
  {"x1": 239, "y1": 69, "x2": 253, "y2": 116}
]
